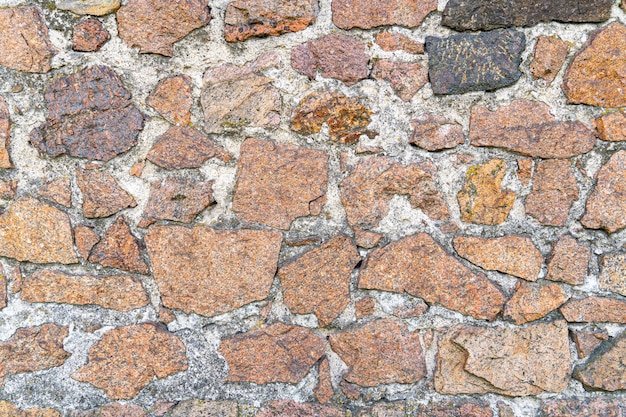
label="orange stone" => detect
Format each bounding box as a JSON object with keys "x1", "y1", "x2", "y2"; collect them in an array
[
  {"x1": 517, "y1": 158, "x2": 533, "y2": 187},
  {"x1": 89, "y1": 216, "x2": 149, "y2": 275},
  {"x1": 147, "y1": 75, "x2": 193, "y2": 125},
  {"x1": 315, "y1": 356, "x2": 333, "y2": 403},
  {"x1": 571, "y1": 329, "x2": 609, "y2": 358},
  {"x1": 574, "y1": 331, "x2": 626, "y2": 391},
  {"x1": 582, "y1": 151, "x2": 626, "y2": 233},
  {"x1": 545, "y1": 235, "x2": 590, "y2": 285},
  {"x1": 332, "y1": 0, "x2": 437, "y2": 29},
  {"x1": 38, "y1": 177, "x2": 71, "y2": 207},
  {"x1": 503, "y1": 281, "x2": 569, "y2": 324},
  {"x1": 77, "y1": 167, "x2": 136, "y2": 219},
  {"x1": 74, "y1": 225, "x2": 100, "y2": 260},
  {"x1": 371, "y1": 60, "x2": 428, "y2": 101},
  {"x1": 560, "y1": 296, "x2": 626, "y2": 323},
  {"x1": 376, "y1": 32, "x2": 423, "y2": 54},
  {"x1": 594, "y1": 110, "x2": 626, "y2": 142},
  {"x1": 410, "y1": 114, "x2": 464, "y2": 151},
  {"x1": 0, "y1": 97, "x2": 13, "y2": 169},
  {"x1": 0, "y1": 401, "x2": 61, "y2": 417},
  {"x1": 530, "y1": 36, "x2": 569, "y2": 84},
  {"x1": 257, "y1": 401, "x2": 345, "y2": 417},
  {"x1": 525, "y1": 159, "x2": 578, "y2": 226}
]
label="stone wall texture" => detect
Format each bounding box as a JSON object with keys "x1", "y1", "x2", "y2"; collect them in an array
[{"x1": 0, "y1": 0, "x2": 625, "y2": 415}]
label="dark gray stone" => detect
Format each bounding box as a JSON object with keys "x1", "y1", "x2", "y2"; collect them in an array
[
  {"x1": 425, "y1": 29, "x2": 525, "y2": 95},
  {"x1": 442, "y1": 0, "x2": 613, "y2": 31}
]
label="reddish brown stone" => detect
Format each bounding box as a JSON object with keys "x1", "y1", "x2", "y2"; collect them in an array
[
  {"x1": 30, "y1": 66, "x2": 145, "y2": 162},
  {"x1": 546, "y1": 235, "x2": 590, "y2": 285},
  {"x1": 22, "y1": 270, "x2": 149, "y2": 312},
  {"x1": 376, "y1": 32, "x2": 423, "y2": 54},
  {"x1": 257, "y1": 401, "x2": 345, "y2": 417},
  {"x1": 146, "y1": 75, "x2": 193, "y2": 126},
  {"x1": 145, "y1": 225, "x2": 281, "y2": 317},
  {"x1": 158, "y1": 307, "x2": 176, "y2": 325},
  {"x1": 542, "y1": 398, "x2": 625, "y2": 417},
  {"x1": 117, "y1": 0, "x2": 211, "y2": 57},
  {"x1": 10, "y1": 265, "x2": 22, "y2": 294},
  {"x1": 454, "y1": 235, "x2": 543, "y2": 281},
  {"x1": 89, "y1": 217, "x2": 149, "y2": 275},
  {"x1": 574, "y1": 331, "x2": 626, "y2": 391},
  {"x1": 219, "y1": 323, "x2": 325, "y2": 384},
  {"x1": 332, "y1": 0, "x2": 437, "y2": 29},
  {"x1": 435, "y1": 320, "x2": 570, "y2": 396},
  {"x1": 278, "y1": 235, "x2": 360, "y2": 326},
  {"x1": 0, "y1": 179, "x2": 17, "y2": 200},
  {"x1": 77, "y1": 167, "x2": 136, "y2": 218},
  {"x1": 0, "y1": 97, "x2": 13, "y2": 169},
  {"x1": 355, "y1": 297, "x2": 376, "y2": 319},
  {"x1": 393, "y1": 299, "x2": 429, "y2": 319},
  {"x1": 72, "y1": 18, "x2": 110, "y2": 52},
  {"x1": 330, "y1": 319, "x2": 426, "y2": 387},
  {"x1": 72, "y1": 323, "x2": 187, "y2": 399},
  {"x1": 598, "y1": 252, "x2": 626, "y2": 296},
  {"x1": 74, "y1": 225, "x2": 100, "y2": 260},
  {"x1": 503, "y1": 281, "x2": 569, "y2": 324},
  {"x1": 130, "y1": 161, "x2": 145, "y2": 178},
  {"x1": 571, "y1": 330, "x2": 610, "y2": 358},
  {"x1": 0, "y1": 323, "x2": 70, "y2": 386},
  {"x1": 354, "y1": 230, "x2": 383, "y2": 249},
  {"x1": 458, "y1": 159, "x2": 515, "y2": 225},
  {"x1": 290, "y1": 91, "x2": 373, "y2": 144},
  {"x1": 89, "y1": 403, "x2": 147, "y2": 417},
  {"x1": 517, "y1": 158, "x2": 533, "y2": 187},
  {"x1": 233, "y1": 138, "x2": 328, "y2": 230},
  {"x1": 339, "y1": 380, "x2": 360, "y2": 400},
  {"x1": 138, "y1": 177, "x2": 215, "y2": 228},
  {"x1": 359, "y1": 233, "x2": 505, "y2": 320},
  {"x1": 594, "y1": 110, "x2": 626, "y2": 142},
  {"x1": 0, "y1": 6, "x2": 57, "y2": 73},
  {"x1": 582, "y1": 151, "x2": 626, "y2": 233},
  {"x1": 224, "y1": 0, "x2": 318, "y2": 42},
  {"x1": 561, "y1": 296, "x2": 626, "y2": 323},
  {"x1": 410, "y1": 114, "x2": 464, "y2": 151},
  {"x1": 530, "y1": 36, "x2": 569, "y2": 84},
  {"x1": 0, "y1": 401, "x2": 61, "y2": 417},
  {"x1": 315, "y1": 357, "x2": 333, "y2": 404},
  {"x1": 0, "y1": 197, "x2": 77, "y2": 264},
  {"x1": 469, "y1": 100, "x2": 595, "y2": 158},
  {"x1": 497, "y1": 403, "x2": 515, "y2": 417},
  {"x1": 292, "y1": 34, "x2": 369, "y2": 86},
  {"x1": 166, "y1": 400, "x2": 237, "y2": 417},
  {"x1": 563, "y1": 22, "x2": 626, "y2": 107},
  {"x1": 414, "y1": 400, "x2": 493, "y2": 417},
  {"x1": 38, "y1": 177, "x2": 71, "y2": 207},
  {"x1": 0, "y1": 267, "x2": 6, "y2": 310},
  {"x1": 371, "y1": 60, "x2": 428, "y2": 101},
  {"x1": 340, "y1": 157, "x2": 449, "y2": 238},
  {"x1": 525, "y1": 159, "x2": 578, "y2": 226}
]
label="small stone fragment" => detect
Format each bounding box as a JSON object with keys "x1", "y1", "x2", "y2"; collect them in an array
[
  {"x1": 158, "y1": 307, "x2": 176, "y2": 325},
  {"x1": 39, "y1": 177, "x2": 71, "y2": 207},
  {"x1": 30, "y1": 66, "x2": 144, "y2": 162},
  {"x1": 0, "y1": 267, "x2": 6, "y2": 310},
  {"x1": 146, "y1": 75, "x2": 193, "y2": 126},
  {"x1": 525, "y1": 159, "x2": 578, "y2": 226},
  {"x1": 393, "y1": 299, "x2": 429, "y2": 319},
  {"x1": 410, "y1": 114, "x2": 464, "y2": 151},
  {"x1": 497, "y1": 403, "x2": 515, "y2": 417},
  {"x1": 414, "y1": 400, "x2": 493, "y2": 417},
  {"x1": 224, "y1": 0, "x2": 318, "y2": 42},
  {"x1": 0, "y1": 180, "x2": 17, "y2": 200},
  {"x1": 130, "y1": 161, "x2": 145, "y2": 178},
  {"x1": 571, "y1": 330, "x2": 610, "y2": 358},
  {"x1": 457, "y1": 159, "x2": 515, "y2": 225},
  {"x1": 292, "y1": 34, "x2": 369, "y2": 86},
  {"x1": 332, "y1": 0, "x2": 436, "y2": 30},
  {"x1": 22, "y1": 270, "x2": 149, "y2": 312},
  {"x1": 371, "y1": 60, "x2": 428, "y2": 102},
  {"x1": 469, "y1": 100, "x2": 595, "y2": 159},
  {"x1": 0, "y1": 197, "x2": 77, "y2": 264},
  {"x1": 315, "y1": 357, "x2": 333, "y2": 404},
  {"x1": 233, "y1": 138, "x2": 328, "y2": 230},
  {"x1": 594, "y1": 110, "x2": 626, "y2": 142},
  {"x1": 546, "y1": 236, "x2": 590, "y2": 285},
  {"x1": 167, "y1": 400, "x2": 238, "y2": 417},
  {"x1": 503, "y1": 281, "x2": 569, "y2": 324},
  {"x1": 598, "y1": 252, "x2": 626, "y2": 296},
  {"x1": 541, "y1": 398, "x2": 625, "y2": 417},
  {"x1": 435, "y1": 320, "x2": 570, "y2": 396},
  {"x1": 574, "y1": 331, "x2": 626, "y2": 391},
  {"x1": 517, "y1": 158, "x2": 533, "y2": 187},
  {"x1": 563, "y1": 22, "x2": 626, "y2": 107},
  {"x1": 425, "y1": 30, "x2": 525, "y2": 95},
  {"x1": 582, "y1": 151, "x2": 626, "y2": 233},
  {"x1": 330, "y1": 319, "x2": 426, "y2": 387},
  {"x1": 0, "y1": 323, "x2": 70, "y2": 386},
  {"x1": 257, "y1": 401, "x2": 345, "y2": 417},
  {"x1": 72, "y1": 18, "x2": 110, "y2": 52},
  {"x1": 357, "y1": 403, "x2": 405, "y2": 417},
  {"x1": 57, "y1": 0, "x2": 120, "y2": 15},
  {"x1": 359, "y1": 233, "x2": 505, "y2": 320},
  {"x1": 117, "y1": 0, "x2": 211, "y2": 56},
  {"x1": 145, "y1": 225, "x2": 281, "y2": 317},
  {"x1": 376, "y1": 32, "x2": 423, "y2": 54},
  {"x1": 355, "y1": 297, "x2": 375, "y2": 319},
  {"x1": 72, "y1": 323, "x2": 187, "y2": 399},
  {"x1": 0, "y1": 97, "x2": 13, "y2": 169},
  {"x1": 219, "y1": 323, "x2": 326, "y2": 384},
  {"x1": 0, "y1": 401, "x2": 61, "y2": 417},
  {"x1": 77, "y1": 168, "x2": 136, "y2": 218},
  {"x1": 74, "y1": 225, "x2": 100, "y2": 260},
  {"x1": 454, "y1": 235, "x2": 543, "y2": 281},
  {"x1": 530, "y1": 36, "x2": 569, "y2": 84},
  {"x1": 0, "y1": 6, "x2": 57, "y2": 73},
  {"x1": 138, "y1": 177, "x2": 215, "y2": 228},
  {"x1": 290, "y1": 91, "x2": 373, "y2": 144},
  {"x1": 89, "y1": 217, "x2": 149, "y2": 275}
]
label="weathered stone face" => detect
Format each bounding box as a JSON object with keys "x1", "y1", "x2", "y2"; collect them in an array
[
  {"x1": 72, "y1": 18, "x2": 110, "y2": 52},
  {"x1": 542, "y1": 398, "x2": 626, "y2": 417},
  {"x1": 594, "y1": 110, "x2": 626, "y2": 142},
  {"x1": 74, "y1": 225, "x2": 100, "y2": 260},
  {"x1": 546, "y1": 235, "x2": 590, "y2": 285},
  {"x1": 315, "y1": 357, "x2": 333, "y2": 403},
  {"x1": 410, "y1": 114, "x2": 464, "y2": 151},
  {"x1": 57, "y1": 0, "x2": 121, "y2": 15},
  {"x1": 146, "y1": 75, "x2": 193, "y2": 126},
  {"x1": 39, "y1": 177, "x2": 72, "y2": 208},
  {"x1": 530, "y1": 36, "x2": 569, "y2": 84},
  {"x1": 598, "y1": 252, "x2": 626, "y2": 296},
  {"x1": 503, "y1": 281, "x2": 569, "y2": 324},
  {"x1": 167, "y1": 400, "x2": 238, "y2": 417},
  {"x1": 574, "y1": 331, "x2": 626, "y2": 391},
  {"x1": 371, "y1": 60, "x2": 428, "y2": 102},
  {"x1": 525, "y1": 159, "x2": 578, "y2": 226},
  {"x1": 89, "y1": 217, "x2": 149, "y2": 275},
  {"x1": 257, "y1": 401, "x2": 345, "y2": 417},
  {"x1": 0, "y1": 401, "x2": 61, "y2": 417},
  {"x1": 413, "y1": 401, "x2": 493, "y2": 417},
  {"x1": 560, "y1": 296, "x2": 626, "y2": 323},
  {"x1": 376, "y1": 32, "x2": 423, "y2": 54},
  {"x1": 331, "y1": 0, "x2": 436, "y2": 30},
  {"x1": 571, "y1": 330, "x2": 610, "y2": 359},
  {"x1": 0, "y1": 97, "x2": 12, "y2": 169},
  {"x1": 582, "y1": 151, "x2": 626, "y2": 233},
  {"x1": 77, "y1": 167, "x2": 137, "y2": 219}
]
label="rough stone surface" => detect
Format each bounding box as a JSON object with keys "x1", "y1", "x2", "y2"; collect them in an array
[
  {"x1": 77, "y1": 167, "x2": 137, "y2": 219},
  {"x1": 503, "y1": 281, "x2": 569, "y2": 324},
  {"x1": 0, "y1": 179, "x2": 17, "y2": 200},
  {"x1": 530, "y1": 36, "x2": 569, "y2": 84},
  {"x1": 219, "y1": 323, "x2": 325, "y2": 384},
  {"x1": 598, "y1": 252, "x2": 626, "y2": 296},
  {"x1": 571, "y1": 330, "x2": 610, "y2": 359},
  {"x1": 30, "y1": 66, "x2": 145, "y2": 162},
  {"x1": 166, "y1": 400, "x2": 237, "y2": 417},
  {"x1": 355, "y1": 297, "x2": 376, "y2": 319},
  {"x1": 22, "y1": 270, "x2": 149, "y2": 312},
  {"x1": 359, "y1": 233, "x2": 505, "y2": 320},
  {"x1": 257, "y1": 401, "x2": 345, "y2": 417},
  {"x1": 563, "y1": 22, "x2": 626, "y2": 108},
  {"x1": 116, "y1": 0, "x2": 211, "y2": 57},
  {"x1": 72, "y1": 18, "x2": 110, "y2": 52},
  {"x1": 0, "y1": 6, "x2": 57, "y2": 73},
  {"x1": 357, "y1": 403, "x2": 405, "y2": 417},
  {"x1": 561, "y1": 296, "x2": 626, "y2": 324},
  {"x1": 0, "y1": 401, "x2": 61, "y2": 417},
  {"x1": 0, "y1": 323, "x2": 70, "y2": 386},
  {"x1": 278, "y1": 235, "x2": 360, "y2": 326},
  {"x1": 546, "y1": 235, "x2": 590, "y2": 285},
  {"x1": 435, "y1": 320, "x2": 571, "y2": 395},
  {"x1": 292, "y1": 34, "x2": 369, "y2": 86},
  {"x1": 517, "y1": 158, "x2": 533, "y2": 187},
  {"x1": 371, "y1": 60, "x2": 428, "y2": 102},
  {"x1": 290, "y1": 91, "x2": 373, "y2": 144},
  {"x1": 414, "y1": 400, "x2": 493, "y2": 417},
  {"x1": 457, "y1": 159, "x2": 515, "y2": 225},
  {"x1": 410, "y1": 114, "x2": 464, "y2": 151},
  {"x1": 72, "y1": 323, "x2": 187, "y2": 399},
  {"x1": 74, "y1": 225, "x2": 100, "y2": 260},
  {"x1": 145, "y1": 225, "x2": 281, "y2": 317},
  {"x1": 541, "y1": 398, "x2": 625, "y2": 417},
  {"x1": 233, "y1": 138, "x2": 328, "y2": 230},
  {"x1": 57, "y1": 0, "x2": 120, "y2": 16},
  {"x1": 425, "y1": 30, "x2": 525, "y2": 95},
  {"x1": 0, "y1": 197, "x2": 77, "y2": 264},
  {"x1": 0, "y1": 269, "x2": 6, "y2": 310},
  {"x1": 88, "y1": 216, "x2": 149, "y2": 275},
  {"x1": 525, "y1": 159, "x2": 579, "y2": 226},
  {"x1": 224, "y1": 0, "x2": 318, "y2": 42},
  {"x1": 594, "y1": 110, "x2": 626, "y2": 142},
  {"x1": 375, "y1": 32, "x2": 423, "y2": 54},
  {"x1": 582, "y1": 151, "x2": 626, "y2": 234},
  {"x1": 314, "y1": 357, "x2": 333, "y2": 404},
  {"x1": 329, "y1": 319, "x2": 426, "y2": 387},
  {"x1": 0, "y1": 97, "x2": 11, "y2": 169},
  {"x1": 38, "y1": 177, "x2": 72, "y2": 207},
  {"x1": 469, "y1": 100, "x2": 595, "y2": 159},
  {"x1": 147, "y1": 76, "x2": 193, "y2": 126},
  {"x1": 574, "y1": 331, "x2": 626, "y2": 391},
  {"x1": 331, "y1": 0, "x2": 436, "y2": 30}
]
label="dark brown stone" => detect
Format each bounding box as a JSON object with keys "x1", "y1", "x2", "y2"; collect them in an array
[
  {"x1": 74, "y1": 225, "x2": 100, "y2": 260},
  {"x1": 0, "y1": 97, "x2": 13, "y2": 169},
  {"x1": 541, "y1": 398, "x2": 625, "y2": 417},
  {"x1": 561, "y1": 296, "x2": 626, "y2": 323},
  {"x1": 77, "y1": 167, "x2": 136, "y2": 218},
  {"x1": 571, "y1": 330, "x2": 610, "y2": 358},
  {"x1": 147, "y1": 75, "x2": 193, "y2": 126},
  {"x1": 89, "y1": 217, "x2": 149, "y2": 275},
  {"x1": 582, "y1": 151, "x2": 626, "y2": 233},
  {"x1": 376, "y1": 32, "x2": 423, "y2": 54},
  {"x1": 414, "y1": 400, "x2": 493, "y2": 417},
  {"x1": 38, "y1": 177, "x2": 71, "y2": 207},
  {"x1": 332, "y1": 0, "x2": 436, "y2": 30},
  {"x1": 574, "y1": 331, "x2": 626, "y2": 391},
  {"x1": 503, "y1": 281, "x2": 569, "y2": 324},
  {"x1": 530, "y1": 36, "x2": 569, "y2": 84},
  {"x1": 257, "y1": 401, "x2": 345, "y2": 417},
  {"x1": 72, "y1": 18, "x2": 110, "y2": 52},
  {"x1": 371, "y1": 60, "x2": 428, "y2": 102},
  {"x1": 546, "y1": 235, "x2": 590, "y2": 285},
  {"x1": 410, "y1": 114, "x2": 464, "y2": 151},
  {"x1": 526, "y1": 159, "x2": 578, "y2": 226}
]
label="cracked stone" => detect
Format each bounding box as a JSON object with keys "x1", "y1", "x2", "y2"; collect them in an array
[
  {"x1": 77, "y1": 167, "x2": 136, "y2": 219},
  {"x1": 546, "y1": 235, "x2": 590, "y2": 285},
  {"x1": 530, "y1": 36, "x2": 569, "y2": 84},
  {"x1": 89, "y1": 216, "x2": 149, "y2": 275},
  {"x1": 72, "y1": 18, "x2": 110, "y2": 52},
  {"x1": 315, "y1": 357, "x2": 333, "y2": 404},
  {"x1": 517, "y1": 158, "x2": 533, "y2": 187},
  {"x1": 147, "y1": 75, "x2": 193, "y2": 126},
  {"x1": 410, "y1": 114, "x2": 464, "y2": 151},
  {"x1": 503, "y1": 281, "x2": 569, "y2": 324},
  {"x1": 574, "y1": 331, "x2": 626, "y2": 391},
  {"x1": 371, "y1": 60, "x2": 428, "y2": 102},
  {"x1": 332, "y1": 0, "x2": 436, "y2": 30},
  {"x1": 376, "y1": 32, "x2": 423, "y2": 54}
]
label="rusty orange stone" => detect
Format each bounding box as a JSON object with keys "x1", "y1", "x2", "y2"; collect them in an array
[
  {"x1": 530, "y1": 36, "x2": 569, "y2": 84},
  {"x1": 582, "y1": 151, "x2": 626, "y2": 233},
  {"x1": 147, "y1": 75, "x2": 193, "y2": 125},
  {"x1": 332, "y1": 0, "x2": 437, "y2": 29}
]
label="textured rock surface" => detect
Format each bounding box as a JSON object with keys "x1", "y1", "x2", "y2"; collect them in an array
[
  {"x1": 77, "y1": 167, "x2": 137, "y2": 218},
  {"x1": 594, "y1": 110, "x2": 626, "y2": 142},
  {"x1": 57, "y1": 0, "x2": 120, "y2": 15},
  {"x1": 546, "y1": 235, "x2": 590, "y2": 285},
  {"x1": 74, "y1": 225, "x2": 100, "y2": 260},
  {"x1": 525, "y1": 159, "x2": 578, "y2": 226},
  {"x1": 582, "y1": 151, "x2": 626, "y2": 233},
  {"x1": 503, "y1": 281, "x2": 569, "y2": 324},
  {"x1": 146, "y1": 76, "x2": 193, "y2": 126},
  {"x1": 88, "y1": 216, "x2": 149, "y2": 274},
  {"x1": 72, "y1": 18, "x2": 110, "y2": 52},
  {"x1": 574, "y1": 331, "x2": 626, "y2": 391},
  {"x1": 38, "y1": 177, "x2": 72, "y2": 207},
  {"x1": 166, "y1": 400, "x2": 237, "y2": 417},
  {"x1": 357, "y1": 402, "x2": 405, "y2": 417},
  {"x1": 257, "y1": 401, "x2": 345, "y2": 417},
  {"x1": 530, "y1": 36, "x2": 569, "y2": 84},
  {"x1": 0, "y1": 401, "x2": 61, "y2": 417},
  {"x1": 414, "y1": 400, "x2": 493, "y2": 417},
  {"x1": 0, "y1": 97, "x2": 12, "y2": 169},
  {"x1": 410, "y1": 114, "x2": 464, "y2": 151},
  {"x1": 560, "y1": 296, "x2": 626, "y2": 323},
  {"x1": 371, "y1": 60, "x2": 428, "y2": 102},
  {"x1": 315, "y1": 357, "x2": 333, "y2": 403},
  {"x1": 571, "y1": 330, "x2": 610, "y2": 359},
  {"x1": 598, "y1": 252, "x2": 626, "y2": 296},
  {"x1": 541, "y1": 398, "x2": 626, "y2": 417},
  {"x1": 375, "y1": 32, "x2": 423, "y2": 54},
  {"x1": 331, "y1": 0, "x2": 436, "y2": 30}
]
